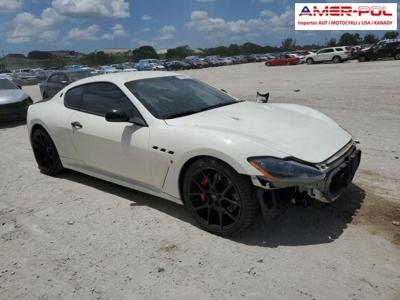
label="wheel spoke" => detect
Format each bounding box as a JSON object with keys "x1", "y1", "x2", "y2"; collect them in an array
[
  {"x1": 207, "y1": 206, "x2": 211, "y2": 225},
  {"x1": 217, "y1": 208, "x2": 223, "y2": 230},
  {"x1": 222, "y1": 207, "x2": 237, "y2": 221},
  {"x1": 221, "y1": 196, "x2": 241, "y2": 207},
  {"x1": 191, "y1": 179, "x2": 205, "y2": 192},
  {"x1": 211, "y1": 172, "x2": 219, "y2": 189},
  {"x1": 194, "y1": 203, "x2": 209, "y2": 211},
  {"x1": 221, "y1": 183, "x2": 233, "y2": 196}
]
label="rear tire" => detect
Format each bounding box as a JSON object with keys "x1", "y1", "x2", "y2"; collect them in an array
[
  {"x1": 358, "y1": 56, "x2": 367, "y2": 62},
  {"x1": 183, "y1": 158, "x2": 257, "y2": 236},
  {"x1": 31, "y1": 127, "x2": 64, "y2": 176},
  {"x1": 306, "y1": 58, "x2": 314, "y2": 65},
  {"x1": 394, "y1": 53, "x2": 400, "y2": 60},
  {"x1": 333, "y1": 56, "x2": 342, "y2": 63}
]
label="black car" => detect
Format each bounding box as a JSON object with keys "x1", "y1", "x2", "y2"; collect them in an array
[
  {"x1": 358, "y1": 39, "x2": 400, "y2": 62},
  {"x1": 165, "y1": 61, "x2": 191, "y2": 71},
  {"x1": 39, "y1": 70, "x2": 93, "y2": 99},
  {"x1": 0, "y1": 78, "x2": 33, "y2": 122}
]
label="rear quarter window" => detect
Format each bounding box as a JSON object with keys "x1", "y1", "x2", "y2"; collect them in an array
[{"x1": 64, "y1": 85, "x2": 84, "y2": 110}]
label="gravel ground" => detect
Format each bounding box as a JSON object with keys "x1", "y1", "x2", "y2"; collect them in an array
[{"x1": 1, "y1": 61, "x2": 399, "y2": 300}]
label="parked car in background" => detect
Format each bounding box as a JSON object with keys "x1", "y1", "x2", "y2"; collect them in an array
[
  {"x1": 184, "y1": 59, "x2": 208, "y2": 69},
  {"x1": 39, "y1": 70, "x2": 93, "y2": 99},
  {"x1": 358, "y1": 39, "x2": 400, "y2": 62},
  {"x1": 98, "y1": 66, "x2": 118, "y2": 74},
  {"x1": 306, "y1": 47, "x2": 350, "y2": 64},
  {"x1": 149, "y1": 63, "x2": 165, "y2": 71},
  {"x1": 135, "y1": 61, "x2": 165, "y2": 71},
  {"x1": 204, "y1": 56, "x2": 223, "y2": 67},
  {"x1": 265, "y1": 54, "x2": 300, "y2": 66},
  {"x1": 288, "y1": 53, "x2": 305, "y2": 64},
  {"x1": 221, "y1": 57, "x2": 235, "y2": 65},
  {"x1": 165, "y1": 61, "x2": 191, "y2": 70},
  {"x1": 0, "y1": 78, "x2": 32, "y2": 121},
  {"x1": 12, "y1": 72, "x2": 39, "y2": 86},
  {"x1": 139, "y1": 59, "x2": 162, "y2": 65}
]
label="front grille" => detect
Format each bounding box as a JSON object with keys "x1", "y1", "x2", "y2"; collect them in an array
[{"x1": 326, "y1": 150, "x2": 361, "y2": 198}]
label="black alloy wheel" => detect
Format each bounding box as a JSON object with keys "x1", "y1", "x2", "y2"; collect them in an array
[
  {"x1": 31, "y1": 127, "x2": 64, "y2": 175},
  {"x1": 183, "y1": 158, "x2": 257, "y2": 236}
]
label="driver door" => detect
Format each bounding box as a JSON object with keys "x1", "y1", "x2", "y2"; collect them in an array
[{"x1": 65, "y1": 82, "x2": 153, "y2": 187}]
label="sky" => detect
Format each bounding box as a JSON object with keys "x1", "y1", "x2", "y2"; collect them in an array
[{"x1": 0, "y1": 0, "x2": 398, "y2": 54}]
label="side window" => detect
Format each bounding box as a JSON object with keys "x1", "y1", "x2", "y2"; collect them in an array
[
  {"x1": 48, "y1": 74, "x2": 59, "y2": 83},
  {"x1": 325, "y1": 49, "x2": 334, "y2": 53},
  {"x1": 318, "y1": 49, "x2": 326, "y2": 54},
  {"x1": 65, "y1": 82, "x2": 139, "y2": 118},
  {"x1": 335, "y1": 48, "x2": 344, "y2": 52}
]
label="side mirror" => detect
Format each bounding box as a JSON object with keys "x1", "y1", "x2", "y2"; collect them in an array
[
  {"x1": 61, "y1": 80, "x2": 69, "y2": 85},
  {"x1": 105, "y1": 110, "x2": 130, "y2": 122},
  {"x1": 256, "y1": 91, "x2": 270, "y2": 103}
]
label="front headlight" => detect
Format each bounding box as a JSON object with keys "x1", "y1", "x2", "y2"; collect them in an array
[{"x1": 248, "y1": 157, "x2": 325, "y2": 186}]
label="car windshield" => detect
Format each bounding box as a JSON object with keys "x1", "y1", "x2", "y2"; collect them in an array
[
  {"x1": 68, "y1": 71, "x2": 92, "y2": 82},
  {"x1": 0, "y1": 79, "x2": 17, "y2": 90},
  {"x1": 125, "y1": 76, "x2": 238, "y2": 119}
]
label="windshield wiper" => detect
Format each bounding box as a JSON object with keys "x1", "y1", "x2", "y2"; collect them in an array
[{"x1": 165, "y1": 101, "x2": 238, "y2": 119}]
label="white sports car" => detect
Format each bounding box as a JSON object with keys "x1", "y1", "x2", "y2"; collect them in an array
[{"x1": 27, "y1": 72, "x2": 361, "y2": 236}]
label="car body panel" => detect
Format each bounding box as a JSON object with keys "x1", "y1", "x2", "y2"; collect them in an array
[{"x1": 0, "y1": 89, "x2": 30, "y2": 105}]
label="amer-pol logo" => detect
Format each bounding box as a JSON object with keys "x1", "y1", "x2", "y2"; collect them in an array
[{"x1": 295, "y1": 3, "x2": 397, "y2": 30}]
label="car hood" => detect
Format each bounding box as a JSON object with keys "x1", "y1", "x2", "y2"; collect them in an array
[
  {"x1": 0, "y1": 89, "x2": 29, "y2": 105},
  {"x1": 165, "y1": 102, "x2": 352, "y2": 163}
]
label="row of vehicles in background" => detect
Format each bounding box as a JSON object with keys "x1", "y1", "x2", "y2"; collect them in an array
[
  {"x1": 264, "y1": 39, "x2": 400, "y2": 66},
  {"x1": 1, "y1": 39, "x2": 399, "y2": 122}
]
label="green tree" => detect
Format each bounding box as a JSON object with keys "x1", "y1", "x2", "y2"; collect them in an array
[
  {"x1": 228, "y1": 44, "x2": 242, "y2": 55},
  {"x1": 363, "y1": 34, "x2": 378, "y2": 44},
  {"x1": 166, "y1": 46, "x2": 194, "y2": 60},
  {"x1": 28, "y1": 51, "x2": 53, "y2": 60},
  {"x1": 241, "y1": 42, "x2": 263, "y2": 54},
  {"x1": 383, "y1": 31, "x2": 399, "y2": 39},
  {"x1": 131, "y1": 46, "x2": 159, "y2": 62},
  {"x1": 326, "y1": 38, "x2": 337, "y2": 47},
  {"x1": 339, "y1": 33, "x2": 361, "y2": 45},
  {"x1": 281, "y1": 38, "x2": 296, "y2": 50}
]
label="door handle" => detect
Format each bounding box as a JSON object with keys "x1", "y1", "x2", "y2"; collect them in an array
[{"x1": 71, "y1": 121, "x2": 83, "y2": 129}]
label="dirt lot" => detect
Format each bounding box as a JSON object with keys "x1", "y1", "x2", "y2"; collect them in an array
[{"x1": 1, "y1": 61, "x2": 400, "y2": 299}]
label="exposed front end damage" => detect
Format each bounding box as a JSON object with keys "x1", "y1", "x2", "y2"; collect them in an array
[{"x1": 251, "y1": 142, "x2": 361, "y2": 219}]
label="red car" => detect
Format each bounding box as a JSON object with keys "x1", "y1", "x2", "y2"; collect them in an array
[{"x1": 265, "y1": 55, "x2": 300, "y2": 66}]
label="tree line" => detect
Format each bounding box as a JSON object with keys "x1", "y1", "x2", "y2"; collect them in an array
[{"x1": 20, "y1": 31, "x2": 400, "y2": 67}]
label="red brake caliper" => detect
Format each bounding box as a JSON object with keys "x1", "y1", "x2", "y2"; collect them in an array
[{"x1": 200, "y1": 177, "x2": 209, "y2": 203}]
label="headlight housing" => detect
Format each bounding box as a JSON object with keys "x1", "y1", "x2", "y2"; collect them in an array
[{"x1": 248, "y1": 157, "x2": 325, "y2": 187}]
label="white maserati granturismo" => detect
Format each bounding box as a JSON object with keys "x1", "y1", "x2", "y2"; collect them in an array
[{"x1": 27, "y1": 72, "x2": 361, "y2": 236}]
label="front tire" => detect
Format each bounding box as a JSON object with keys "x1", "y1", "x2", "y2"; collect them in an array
[
  {"x1": 183, "y1": 158, "x2": 257, "y2": 236},
  {"x1": 31, "y1": 127, "x2": 64, "y2": 176},
  {"x1": 394, "y1": 53, "x2": 400, "y2": 60},
  {"x1": 306, "y1": 58, "x2": 314, "y2": 65}
]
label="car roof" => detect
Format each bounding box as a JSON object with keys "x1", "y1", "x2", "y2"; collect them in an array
[{"x1": 68, "y1": 71, "x2": 181, "y2": 87}]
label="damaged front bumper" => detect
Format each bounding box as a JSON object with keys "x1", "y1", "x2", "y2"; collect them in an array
[{"x1": 251, "y1": 142, "x2": 361, "y2": 203}]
